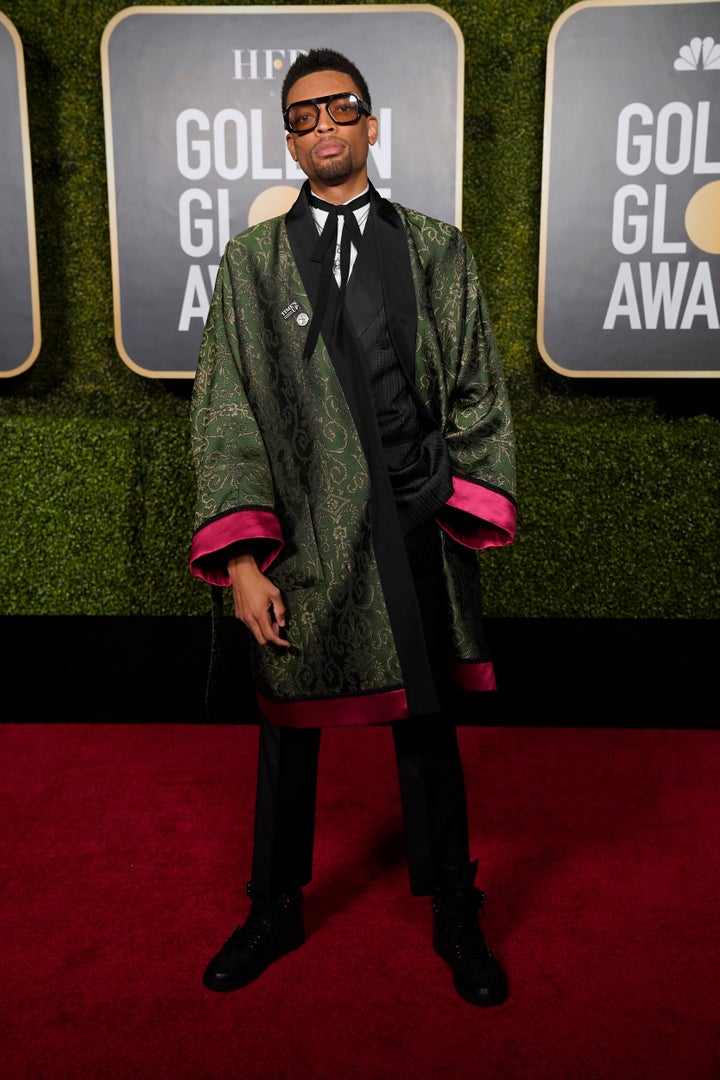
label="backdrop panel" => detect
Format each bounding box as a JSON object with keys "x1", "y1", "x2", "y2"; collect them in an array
[{"x1": 101, "y1": 4, "x2": 463, "y2": 377}]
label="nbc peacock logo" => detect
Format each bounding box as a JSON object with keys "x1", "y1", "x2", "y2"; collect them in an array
[{"x1": 674, "y1": 35, "x2": 720, "y2": 69}]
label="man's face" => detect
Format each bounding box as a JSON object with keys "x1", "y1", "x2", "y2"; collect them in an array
[{"x1": 285, "y1": 70, "x2": 378, "y2": 190}]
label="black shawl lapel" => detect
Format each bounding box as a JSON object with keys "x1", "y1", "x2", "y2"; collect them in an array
[
  {"x1": 285, "y1": 181, "x2": 325, "y2": 306},
  {"x1": 343, "y1": 213, "x2": 382, "y2": 337},
  {"x1": 370, "y1": 185, "x2": 418, "y2": 388},
  {"x1": 370, "y1": 186, "x2": 442, "y2": 434}
]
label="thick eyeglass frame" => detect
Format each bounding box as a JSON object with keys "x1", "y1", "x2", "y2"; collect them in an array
[{"x1": 283, "y1": 91, "x2": 371, "y2": 134}]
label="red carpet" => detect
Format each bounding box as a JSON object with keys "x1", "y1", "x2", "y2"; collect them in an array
[{"x1": 1, "y1": 723, "x2": 718, "y2": 1079}]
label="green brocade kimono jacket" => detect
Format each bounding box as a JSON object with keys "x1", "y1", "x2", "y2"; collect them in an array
[{"x1": 190, "y1": 184, "x2": 516, "y2": 728}]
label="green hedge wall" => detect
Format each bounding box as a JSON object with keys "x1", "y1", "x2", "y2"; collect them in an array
[
  {"x1": 0, "y1": 0, "x2": 717, "y2": 619},
  {"x1": 2, "y1": 414, "x2": 716, "y2": 618}
]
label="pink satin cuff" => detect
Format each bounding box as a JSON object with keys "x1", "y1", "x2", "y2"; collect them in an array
[
  {"x1": 436, "y1": 476, "x2": 516, "y2": 549},
  {"x1": 189, "y1": 509, "x2": 283, "y2": 585}
]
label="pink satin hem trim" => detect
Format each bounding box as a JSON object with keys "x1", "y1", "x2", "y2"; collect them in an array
[
  {"x1": 257, "y1": 688, "x2": 409, "y2": 728},
  {"x1": 189, "y1": 509, "x2": 283, "y2": 585},
  {"x1": 436, "y1": 476, "x2": 516, "y2": 549},
  {"x1": 449, "y1": 661, "x2": 497, "y2": 692},
  {"x1": 257, "y1": 662, "x2": 498, "y2": 726}
]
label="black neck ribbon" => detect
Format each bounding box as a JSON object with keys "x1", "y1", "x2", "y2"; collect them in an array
[{"x1": 304, "y1": 190, "x2": 371, "y2": 360}]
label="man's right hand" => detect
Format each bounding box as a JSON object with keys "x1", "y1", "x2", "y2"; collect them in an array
[{"x1": 227, "y1": 552, "x2": 290, "y2": 648}]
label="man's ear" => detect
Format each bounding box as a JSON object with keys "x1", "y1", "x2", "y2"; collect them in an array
[
  {"x1": 368, "y1": 115, "x2": 379, "y2": 147},
  {"x1": 286, "y1": 133, "x2": 299, "y2": 162}
]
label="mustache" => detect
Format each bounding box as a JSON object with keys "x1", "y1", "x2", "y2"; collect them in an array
[{"x1": 311, "y1": 137, "x2": 349, "y2": 153}]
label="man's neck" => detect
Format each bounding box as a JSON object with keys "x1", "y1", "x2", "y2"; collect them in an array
[{"x1": 309, "y1": 178, "x2": 369, "y2": 206}]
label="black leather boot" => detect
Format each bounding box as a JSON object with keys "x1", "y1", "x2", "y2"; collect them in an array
[
  {"x1": 432, "y1": 860, "x2": 508, "y2": 1006},
  {"x1": 203, "y1": 882, "x2": 305, "y2": 992}
]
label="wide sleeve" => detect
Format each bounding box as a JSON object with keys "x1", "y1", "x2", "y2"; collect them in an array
[
  {"x1": 189, "y1": 248, "x2": 283, "y2": 586},
  {"x1": 433, "y1": 232, "x2": 516, "y2": 550}
]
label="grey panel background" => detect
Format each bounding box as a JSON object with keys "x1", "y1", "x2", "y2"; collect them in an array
[
  {"x1": 0, "y1": 17, "x2": 38, "y2": 375},
  {"x1": 103, "y1": 7, "x2": 461, "y2": 376},
  {"x1": 541, "y1": 2, "x2": 720, "y2": 374}
]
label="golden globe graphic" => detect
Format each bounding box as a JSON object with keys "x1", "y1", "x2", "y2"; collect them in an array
[
  {"x1": 248, "y1": 186, "x2": 303, "y2": 226},
  {"x1": 539, "y1": 1, "x2": 720, "y2": 377},
  {"x1": 685, "y1": 179, "x2": 720, "y2": 254}
]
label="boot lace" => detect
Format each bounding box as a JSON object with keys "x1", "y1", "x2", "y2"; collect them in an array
[
  {"x1": 435, "y1": 887, "x2": 494, "y2": 962},
  {"x1": 227, "y1": 909, "x2": 276, "y2": 955},
  {"x1": 226, "y1": 891, "x2": 297, "y2": 956}
]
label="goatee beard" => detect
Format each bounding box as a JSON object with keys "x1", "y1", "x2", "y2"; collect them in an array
[{"x1": 312, "y1": 150, "x2": 353, "y2": 184}]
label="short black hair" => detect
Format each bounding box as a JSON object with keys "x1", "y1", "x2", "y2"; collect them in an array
[{"x1": 281, "y1": 48, "x2": 372, "y2": 112}]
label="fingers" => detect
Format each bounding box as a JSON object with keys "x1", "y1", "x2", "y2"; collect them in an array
[
  {"x1": 227, "y1": 562, "x2": 290, "y2": 648},
  {"x1": 242, "y1": 599, "x2": 290, "y2": 648},
  {"x1": 259, "y1": 602, "x2": 290, "y2": 647},
  {"x1": 269, "y1": 597, "x2": 286, "y2": 631},
  {"x1": 250, "y1": 612, "x2": 290, "y2": 647}
]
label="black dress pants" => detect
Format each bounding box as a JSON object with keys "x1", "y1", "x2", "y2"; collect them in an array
[{"x1": 250, "y1": 521, "x2": 470, "y2": 899}]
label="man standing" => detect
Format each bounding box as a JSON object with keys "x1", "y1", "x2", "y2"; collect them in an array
[{"x1": 189, "y1": 48, "x2": 516, "y2": 1006}]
